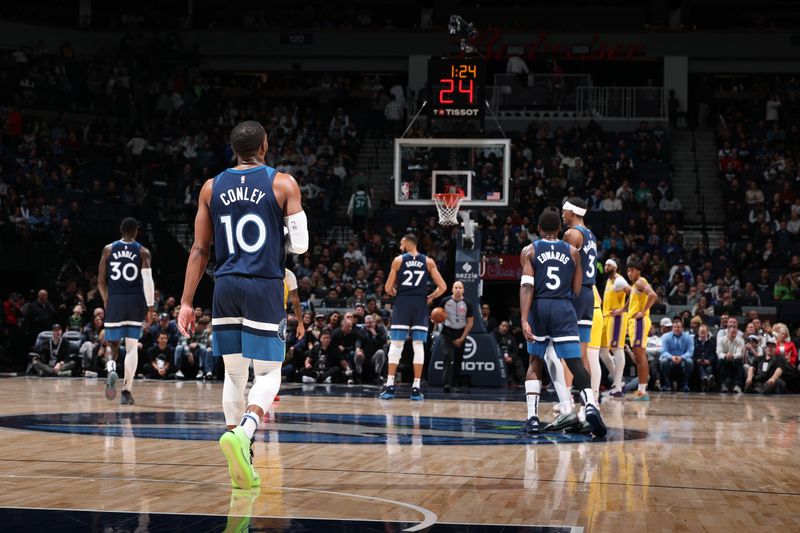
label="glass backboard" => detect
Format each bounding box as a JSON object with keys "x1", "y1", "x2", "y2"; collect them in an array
[{"x1": 394, "y1": 138, "x2": 511, "y2": 207}]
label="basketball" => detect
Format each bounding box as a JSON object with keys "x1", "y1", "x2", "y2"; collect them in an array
[{"x1": 431, "y1": 307, "x2": 447, "y2": 323}]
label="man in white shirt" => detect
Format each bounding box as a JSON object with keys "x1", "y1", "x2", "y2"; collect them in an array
[{"x1": 716, "y1": 318, "x2": 745, "y2": 392}]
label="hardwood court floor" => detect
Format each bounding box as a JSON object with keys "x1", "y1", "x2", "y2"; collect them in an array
[{"x1": 0, "y1": 377, "x2": 798, "y2": 532}]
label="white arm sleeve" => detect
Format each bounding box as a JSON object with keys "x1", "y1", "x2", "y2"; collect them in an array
[
  {"x1": 141, "y1": 268, "x2": 155, "y2": 307},
  {"x1": 613, "y1": 276, "x2": 630, "y2": 291},
  {"x1": 284, "y1": 269, "x2": 298, "y2": 291},
  {"x1": 284, "y1": 211, "x2": 309, "y2": 254}
]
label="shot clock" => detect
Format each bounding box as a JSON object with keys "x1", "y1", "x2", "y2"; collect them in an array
[{"x1": 428, "y1": 56, "x2": 486, "y2": 136}]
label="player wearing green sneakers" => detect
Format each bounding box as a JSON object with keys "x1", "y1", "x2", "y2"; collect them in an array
[
  {"x1": 178, "y1": 121, "x2": 308, "y2": 490},
  {"x1": 219, "y1": 424, "x2": 262, "y2": 489}
]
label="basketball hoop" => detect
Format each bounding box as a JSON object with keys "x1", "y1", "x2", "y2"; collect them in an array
[{"x1": 433, "y1": 193, "x2": 465, "y2": 226}]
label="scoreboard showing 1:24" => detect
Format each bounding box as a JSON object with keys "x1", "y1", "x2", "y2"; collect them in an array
[{"x1": 428, "y1": 56, "x2": 486, "y2": 136}]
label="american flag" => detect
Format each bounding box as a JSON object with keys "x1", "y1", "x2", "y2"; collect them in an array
[{"x1": 486, "y1": 192, "x2": 501, "y2": 201}]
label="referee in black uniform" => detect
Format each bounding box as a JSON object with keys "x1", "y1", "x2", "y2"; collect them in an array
[{"x1": 439, "y1": 281, "x2": 474, "y2": 392}]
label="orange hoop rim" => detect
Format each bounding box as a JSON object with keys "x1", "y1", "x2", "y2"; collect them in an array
[{"x1": 433, "y1": 192, "x2": 465, "y2": 208}]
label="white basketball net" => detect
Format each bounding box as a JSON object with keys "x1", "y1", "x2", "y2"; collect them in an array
[{"x1": 433, "y1": 193, "x2": 465, "y2": 226}]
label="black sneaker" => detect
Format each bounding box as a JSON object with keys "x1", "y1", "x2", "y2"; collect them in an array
[
  {"x1": 378, "y1": 385, "x2": 395, "y2": 400},
  {"x1": 543, "y1": 412, "x2": 580, "y2": 432},
  {"x1": 120, "y1": 390, "x2": 134, "y2": 405},
  {"x1": 523, "y1": 416, "x2": 540, "y2": 434},
  {"x1": 585, "y1": 404, "x2": 607, "y2": 437},
  {"x1": 565, "y1": 420, "x2": 593, "y2": 434},
  {"x1": 443, "y1": 384, "x2": 451, "y2": 393}
]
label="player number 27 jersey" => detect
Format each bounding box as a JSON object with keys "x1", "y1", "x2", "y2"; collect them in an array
[{"x1": 396, "y1": 253, "x2": 430, "y2": 298}]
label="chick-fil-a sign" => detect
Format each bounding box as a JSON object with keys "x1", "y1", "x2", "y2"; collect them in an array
[
  {"x1": 469, "y1": 30, "x2": 646, "y2": 62},
  {"x1": 482, "y1": 254, "x2": 523, "y2": 281}
]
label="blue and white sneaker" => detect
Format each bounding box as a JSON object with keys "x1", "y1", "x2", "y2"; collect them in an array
[
  {"x1": 105, "y1": 371, "x2": 118, "y2": 401},
  {"x1": 410, "y1": 387, "x2": 424, "y2": 401},
  {"x1": 378, "y1": 385, "x2": 395, "y2": 400}
]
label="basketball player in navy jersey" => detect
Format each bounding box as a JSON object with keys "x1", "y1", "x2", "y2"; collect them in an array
[
  {"x1": 545, "y1": 197, "x2": 605, "y2": 432},
  {"x1": 378, "y1": 233, "x2": 446, "y2": 401},
  {"x1": 177, "y1": 120, "x2": 307, "y2": 490},
  {"x1": 520, "y1": 210, "x2": 606, "y2": 437},
  {"x1": 97, "y1": 217, "x2": 155, "y2": 405}
]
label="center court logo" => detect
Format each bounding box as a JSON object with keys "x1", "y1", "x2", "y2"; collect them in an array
[{"x1": 0, "y1": 412, "x2": 646, "y2": 445}]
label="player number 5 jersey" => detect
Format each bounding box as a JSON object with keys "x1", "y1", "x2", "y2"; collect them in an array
[{"x1": 531, "y1": 240, "x2": 575, "y2": 299}]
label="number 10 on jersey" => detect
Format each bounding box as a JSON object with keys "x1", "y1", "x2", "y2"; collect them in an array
[{"x1": 220, "y1": 214, "x2": 267, "y2": 254}]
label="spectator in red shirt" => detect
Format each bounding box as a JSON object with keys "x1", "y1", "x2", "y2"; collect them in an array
[{"x1": 773, "y1": 323, "x2": 797, "y2": 367}]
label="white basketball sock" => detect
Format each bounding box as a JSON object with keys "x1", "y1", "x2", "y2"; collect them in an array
[
  {"x1": 239, "y1": 411, "x2": 259, "y2": 440},
  {"x1": 123, "y1": 338, "x2": 138, "y2": 392},
  {"x1": 612, "y1": 348, "x2": 626, "y2": 390},
  {"x1": 222, "y1": 355, "x2": 249, "y2": 426},
  {"x1": 385, "y1": 340, "x2": 403, "y2": 387},
  {"x1": 545, "y1": 343, "x2": 571, "y2": 413},
  {"x1": 599, "y1": 347, "x2": 615, "y2": 376},
  {"x1": 247, "y1": 360, "x2": 282, "y2": 412},
  {"x1": 587, "y1": 346, "x2": 601, "y2": 398},
  {"x1": 525, "y1": 380, "x2": 541, "y2": 419},
  {"x1": 580, "y1": 388, "x2": 597, "y2": 408}
]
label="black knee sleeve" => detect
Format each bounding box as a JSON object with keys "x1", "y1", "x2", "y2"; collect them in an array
[{"x1": 565, "y1": 357, "x2": 590, "y2": 390}]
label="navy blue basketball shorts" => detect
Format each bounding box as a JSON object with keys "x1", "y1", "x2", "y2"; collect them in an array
[
  {"x1": 390, "y1": 295, "x2": 429, "y2": 342},
  {"x1": 526, "y1": 298, "x2": 580, "y2": 360},
  {"x1": 574, "y1": 285, "x2": 595, "y2": 343},
  {"x1": 212, "y1": 276, "x2": 286, "y2": 361},
  {"x1": 104, "y1": 293, "x2": 146, "y2": 342}
]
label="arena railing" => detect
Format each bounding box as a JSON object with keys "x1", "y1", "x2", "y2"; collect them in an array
[
  {"x1": 487, "y1": 73, "x2": 592, "y2": 112},
  {"x1": 575, "y1": 86, "x2": 666, "y2": 120},
  {"x1": 689, "y1": 126, "x2": 709, "y2": 248}
]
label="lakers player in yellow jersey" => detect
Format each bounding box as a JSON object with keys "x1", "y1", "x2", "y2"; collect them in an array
[
  {"x1": 601, "y1": 258, "x2": 629, "y2": 396},
  {"x1": 589, "y1": 285, "x2": 606, "y2": 387},
  {"x1": 623, "y1": 259, "x2": 657, "y2": 401},
  {"x1": 283, "y1": 268, "x2": 305, "y2": 339}
]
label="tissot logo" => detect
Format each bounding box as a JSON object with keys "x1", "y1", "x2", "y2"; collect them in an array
[
  {"x1": 435, "y1": 108, "x2": 480, "y2": 116},
  {"x1": 0, "y1": 412, "x2": 644, "y2": 445}
]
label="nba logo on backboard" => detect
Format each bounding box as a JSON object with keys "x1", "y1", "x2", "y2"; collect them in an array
[{"x1": 401, "y1": 181, "x2": 411, "y2": 200}]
